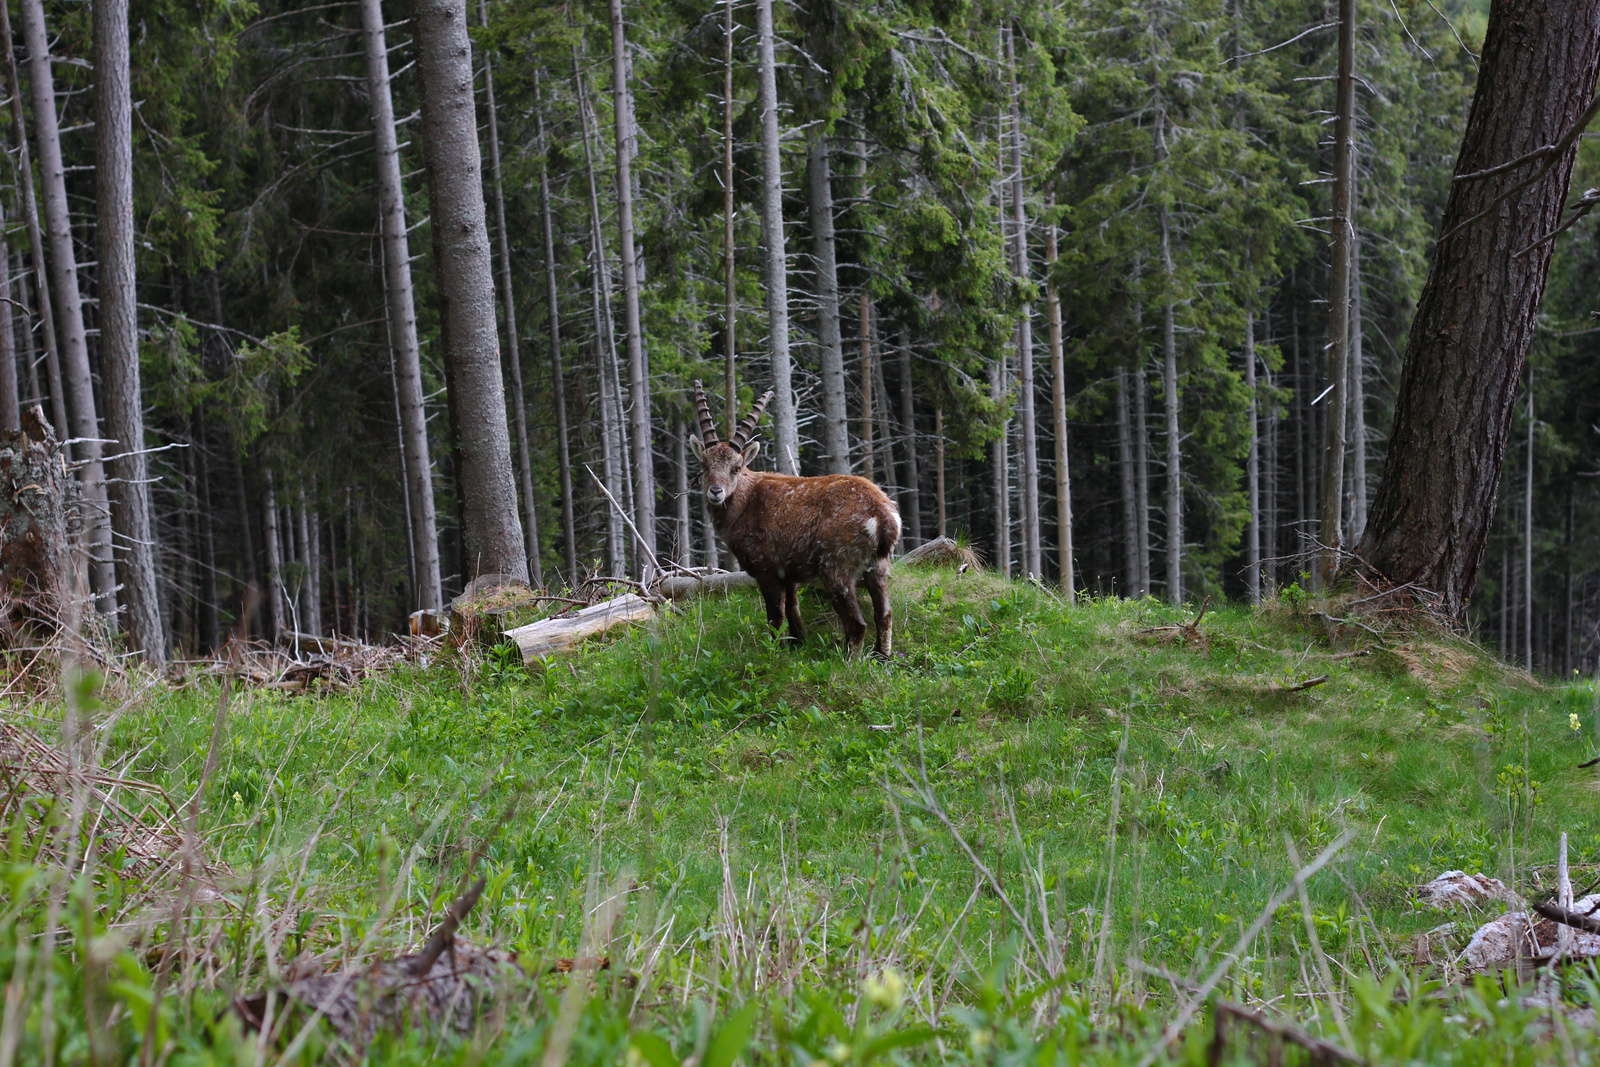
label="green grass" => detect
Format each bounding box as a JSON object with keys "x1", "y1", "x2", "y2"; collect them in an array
[{"x1": 6, "y1": 565, "x2": 1600, "y2": 1063}]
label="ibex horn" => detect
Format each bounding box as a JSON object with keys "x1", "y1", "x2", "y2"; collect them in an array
[
  {"x1": 730, "y1": 389, "x2": 775, "y2": 449},
  {"x1": 692, "y1": 380, "x2": 719, "y2": 442}
]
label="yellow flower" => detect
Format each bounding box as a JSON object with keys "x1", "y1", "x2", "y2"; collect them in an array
[
  {"x1": 1571, "y1": 713, "x2": 1582, "y2": 733},
  {"x1": 863, "y1": 968, "x2": 906, "y2": 1011}
]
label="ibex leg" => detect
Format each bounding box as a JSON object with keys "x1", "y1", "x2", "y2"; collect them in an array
[
  {"x1": 865, "y1": 564, "x2": 892, "y2": 658},
  {"x1": 783, "y1": 581, "x2": 805, "y2": 645}
]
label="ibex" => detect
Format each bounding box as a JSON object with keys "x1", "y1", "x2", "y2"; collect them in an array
[{"x1": 690, "y1": 382, "x2": 901, "y2": 657}]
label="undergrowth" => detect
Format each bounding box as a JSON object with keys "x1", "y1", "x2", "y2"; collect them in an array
[{"x1": 3, "y1": 565, "x2": 1599, "y2": 1064}]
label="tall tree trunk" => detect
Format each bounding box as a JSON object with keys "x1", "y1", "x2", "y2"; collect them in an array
[
  {"x1": 480, "y1": 0, "x2": 542, "y2": 586},
  {"x1": 1348, "y1": 237, "x2": 1368, "y2": 542},
  {"x1": 990, "y1": 355, "x2": 1010, "y2": 578},
  {"x1": 754, "y1": 0, "x2": 798, "y2": 473},
  {"x1": 1245, "y1": 311, "x2": 1261, "y2": 604},
  {"x1": 934, "y1": 407, "x2": 947, "y2": 538},
  {"x1": 860, "y1": 298, "x2": 874, "y2": 480},
  {"x1": 263, "y1": 470, "x2": 284, "y2": 639},
  {"x1": 1046, "y1": 211, "x2": 1072, "y2": 600},
  {"x1": 15, "y1": 251, "x2": 40, "y2": 409},
  {"x1": 809, "y1": 133, "x2": 849, "y2": 473},
  {"x1": 1360, "y1": 0, "x2": 1600, "y2": 616},
  {"x1": 295, "y1": 489, "x2": 314, "y2": 632},
  {"x1": 898, "y1": 340, "x2": 921, "y2": 545},
  {"x1": 1525, "y1": 376, "x2": 1534, "y2": 667},
  {"x1": 0, "y1": 211, "x2": 17, "y2": 433},
  {"x1": 610, "y1": 0, "x2": 655, "y2": 576},
  {"x1": 1134, "y1": 362, "x2": 1151, "y2": 596},
  {"x1": 1319, "y1": 0, "x2": 1355, "y2": 586},
  {"x1": 0, "y1": 0, "x2": 62, "y2": 441},
  {"x1": 573, "y1": 54, "x2": 628, "y2": 574},
  {"x1": 362, "y1": 0, "x2": 443, "y2": 609},
  {"x1": 534, "y1": 72, "x2": 578, "y2": 587},
  {"x1": 95, "y1": 0, "x2": 165, "y2": 660},
  {"x1": 1291, "y1": 301, "x2": 1307, "y2": 559},
  {"x1": 723, "y1": 0, "x2": 738, "y2": 438},
  {"x1": 414, "y1": 0, "x2": 528, "y2": 584},
  {"x1": 20, "y1": 0, "x2": 117, "y2": 617},
  {"x1": 1264, "y1": 339, "x2": 1279, "y2": 589},
  {"x1": 1158, "y1": 201, "x2": 1182, "y2": 604},
  {"x1": 1116, "y1": 366, "x2": 1137, "y2": 596},
  {"x1": 1007, "y1": 28, "x2": 1040, "y2": 578},
  {"x1": 674, "y1": 420, "x2": 691, "y2": 566},
  {"x1": 196, "y1": 440, "x2": 219, "y2": 650}
]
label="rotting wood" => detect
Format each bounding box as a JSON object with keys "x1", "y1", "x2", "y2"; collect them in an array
[
  {"x1": 1276, "y1": 674, "x2": 1329, "y2": 693},
  {"x1": 657, "y1": 571, "x2": 757, "y2": 601},
  {"x1": 898, "y1": 536, "x2": 982, "y2": 571},
  {"x1": 0, "y1": 406, "x2": 74, "y2": 641},
  {"x1": 504, "y1": 593, "x2": 655, "y2": 665},
  {"x1": 1532, "y1": 899, "x2": 1600, "y2": 936}
]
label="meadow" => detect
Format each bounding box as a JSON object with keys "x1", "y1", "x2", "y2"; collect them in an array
[{"x1": 5, "y1": 563, "x2": 1600, "y2": 1064}]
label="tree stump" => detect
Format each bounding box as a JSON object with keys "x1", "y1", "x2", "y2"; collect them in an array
[{"x1": 0, "y1": 406, "x2": 76, "y2": 640}]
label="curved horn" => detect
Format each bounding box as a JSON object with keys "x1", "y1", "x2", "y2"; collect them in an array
[
  {"x1": 692, "y1": 380, "x2": 720, "y2": 442},
  {"x1": 731, "y1": 389, "x2": 775, "y2": 449}
]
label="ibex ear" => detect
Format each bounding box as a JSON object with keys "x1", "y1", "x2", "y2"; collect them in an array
[
  {"x1": 688, "y1": 434, "x2": 706, "y2": 461},
  {"x1": 741, "y1": 439, "x2": 761, "y2": 467}
]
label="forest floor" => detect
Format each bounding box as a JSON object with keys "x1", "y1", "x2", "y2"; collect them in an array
[{"x1": 9, "y1": 563, "x2": 1600, "y2": 1064}]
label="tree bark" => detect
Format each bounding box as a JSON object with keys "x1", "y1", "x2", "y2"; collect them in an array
[
  {"x1": 808, "y1": 133, "x2": 850, "y2": 473},
  {"x1": 754, "y1": 0, "x2": 798, "y2": 473},
  {"x1": 1348, "y1": 236, "x2": 1368, "y2": 542},
  {"x1": 898, "y1": 340, "x2": 921, "y2": 546},
  {"x1": 0, "y1": 210, "x2": 17, "y2": 433},
  {"x1": 1319, "y1": 0, "x2": 1355, "y2": 587},
  {"x1": 533, "y1": 72, "x2": 577, "y2": 587},
  {"x1": 263, "y1": 470, "x2": 284, "y2": 639},
  {"x1": 362, "y1": 0, "x2": 444, "y2": 609},
  {"x1": 674, "y1": 420, "x2": 691, "y2": 566},
  {"x1": 20, "y1": 0, "x2": 117, "y2": 617},
  {"x1": 723, "y1": 0, "x2": 738, "y2": 438},
  {"x1": 479, "y1": 0, "x2": 542, "y2": 587},
  {"x1": 609, "y1": 0, "x2": 655, "y2": 577},
  {"x1": 1116, "y1": 366, "x2": 1137, "y2": 596},
  {"x1": 1046, "y1": 210, "x2": 1072, "y2": 600},
  {"x1": 934, "y1": 407, "x2": 947, "y2": 538},
  {"x1": 1133, "y1": 360, "x2": 1151, "y2": 596},
  {"x1": 1525, "y1": 376, "x2": 1534, "y2": 667},
  {"x1": 860, "y1": 298, "x2": 874, "y2": 480},
  {"x1": 1007, "y1": 28, "x2": 1040, "y2": 579},
  {"x1": 990, "y1": 354, "x2": 1010, "y2": 578},
  {"x1": 1158, "y1": 199, "x2": 1181, "y2": 604},
  {"x1": 415, "y1": 0, "x2": 528, "y2": 585},
  {"x1": 0, "y1": 0, "x2": 62, "y2": 442},
  {"x1": 1245, "y1": 311, "x2": 1260, "y2": 604},
  {"x1": 572, "y1": 52, "x2": 628, "y2": 575},
  {"x1": 1359, "y1": 0, "x2": 1600, "y2": 616},
  {"x1": 95, "y1": 0, "x2": 165, "y2": 661}
]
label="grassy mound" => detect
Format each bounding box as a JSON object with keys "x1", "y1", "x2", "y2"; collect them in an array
[{"x1": 5, "y1": 566, "x2": 1598, "y2": 1063}]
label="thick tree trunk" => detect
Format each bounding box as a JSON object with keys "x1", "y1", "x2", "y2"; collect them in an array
[
  {"x1": 754, "y1": 0, "x2": 798, "y2": 473},
  {"x1": 898, "y1": 340, "x2": 921, "y2": 545},
  {"x1": 1319, "y1": 0, "x2": 1355, "y2": 586},
  {"x1": 1245, "y1": 311, "x2": 1261, "y2": 604},
  {"x1": 610, "y1": 0, "x2": 655, "y2": 576},
  {"x1": 808, "y1": 134, "x2": 850, "y2": 473},
  {"x1": 0, "y1": 408, "x2": 72, "y2": 622},
  {"x1": 1007, "y1": 28, "x2": 1040, "y2": 579},
  {"x1": 414, "y1": 0, "x2": 528, "y2": 584},
  {"x1": 362, "y1": 0, "x2": 444, "y2": 610},
  {"x1": 0, "y1": 0, "x2": 63, "y2": 442},
  {"x1": 1359, "y1": 0, "x2": 1600, "y2": 616},
  {"x1": 0, "y1": 213, "x2": 17, "y2": 433},
  {"x1": 534, "y1": 73, "x2": 577, "y2": 587},
  {"x1": 480, "y1": 0, "x2": 542, "y2": 586},
  {"x1": 1525, "y1": 379, "x2": 1534, "y2": 667},
  {"x1": 20, "y1": 0, "x2": 116, "y2": 617},
  {"x1": 95, "y1": 0, "x2": 165, "y2": 661},
  {"x1": 1046, "y1": 213, "x2": 1072, "y2": 600}
]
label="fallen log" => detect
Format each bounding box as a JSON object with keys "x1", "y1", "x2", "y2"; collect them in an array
[
  {"x1": 897, "y1": 536, "x2": 981, "y2": 571},
  {"x1": 656, "y1": 571, "x2": 757, "y2": 601},
  {"x1": 503, "y1": 593, "x2": 655, "y2": 664}
]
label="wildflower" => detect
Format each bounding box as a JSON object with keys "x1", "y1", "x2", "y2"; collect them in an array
[
  {"x1": 863, "y1": 968, "x2": 906, "y2": 1011},
  {"x1": 1572, "y1": 713, "x2": 1582, "y2": 733}
]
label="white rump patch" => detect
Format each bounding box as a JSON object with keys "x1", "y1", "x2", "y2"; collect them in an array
[{"x1": 863, "y1": 517, "x2": 878, "y2": 541}]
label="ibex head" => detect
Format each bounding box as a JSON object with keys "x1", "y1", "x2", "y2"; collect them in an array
[{"x1": 689, "y1": 381, "x2": 774, "y2": 507}]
